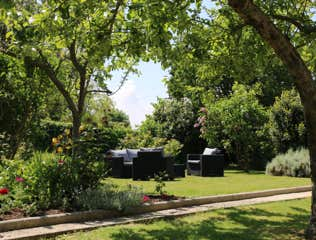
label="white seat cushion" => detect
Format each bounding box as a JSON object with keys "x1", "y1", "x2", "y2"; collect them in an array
[
  {"x1": 127, "y1": 149, "x2": 139, "y2": 161},
  {"x1": 203, "y1": 148, "x2": 216, "y2": 155},
  {"x1": 188, "y1": 160, "x2": 200, "y2": 164},
  {"x1": 110, "y1": 150, "x2": 129, "y2": 162}
]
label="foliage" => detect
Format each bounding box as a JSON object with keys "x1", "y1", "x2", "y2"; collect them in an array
[
  {"x1": 30, "y1": 120, "x2": 72, "y2": 152},
  {"x1": 0, "y1": 151, "x2": 109, "y2": 213},
  {"x1": 31, "y1": 96, "x2": 130, "y2": 153},
  {"x1": 120, "y1": 130, "x2": 166, "y2": 150},
  {"x1": 266, "y1": 148, "x2": 310, "y2": 178},
  {"x1": 83, "y1": 95, "x2": 130, "y2": 128},
  {"x1": 0, "y1": 159, "x2": 30, "y2": 214},
  {"x1": 268, "y1": 89, "x2": 306, "y2": 153},
  {"x1": 52, "y1": 128, "x2": 113, "y2": 191},
  {"x1": 22, "y1": 152, "x2": 77, "y2": 210},
  {"x1": 0, "y1": 153, "x2": 75, "y2": 213},
  {"x1": 121, "y1": 98, "x2": 205, "y2": 162},
  {"x1": 40, "y1": 85, "x2": 70, "y2": 122},
  {"x1": 161, "y1": 6, "x2": 293, "y2": 108},
  {"x1": 53, "y1": 126, "x2": 125, "y2": 160},
  {"x1": 152, "y1": 98, "x2": 195, "y2": 141},
  {"x1": 75, "y1": 183, "x2": 143, "y2": 212},
  {"x1": 199, "y1": 83, "x2": 270, "y2": 170},
  {"x1": 120, "y1": 130, "x2": 183, "y2": 159},
  {"x1": 0, "y1": 0, "x2": 199, "y2": 146},
  {"x1": 119, "y1": 116, "x2": 169, "y2": 151},
  {"x1": 0, "y1": 53, "x2": 45, "y2": 159},
  {"x1": 151, "y1": 98, "x2": 206, "y2": 158},
  {"x1": 154, "y1": 171, "x2": 168, "y2": 195},
  {"x1": 163, "y1": 139, "x2": 183, "y2": 157}
]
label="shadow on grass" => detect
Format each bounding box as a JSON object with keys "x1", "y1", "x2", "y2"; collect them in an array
[
  {"x1": 110, "y1": 206, "x2": 309, "y2": 240},
  {"x1": 226, "y1": 170, "x2": 265, "y2": 175}
]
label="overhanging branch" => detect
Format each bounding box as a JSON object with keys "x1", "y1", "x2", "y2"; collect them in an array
[
  {"x1": 227, "y1": 0, "x2": 316, "y2": 102},
  {"x1": 271, "y1": 14, "x2": 316, "y2": 34},
  {"x1": 36, "y1": 50, "x2": 78, "y2": 115}
]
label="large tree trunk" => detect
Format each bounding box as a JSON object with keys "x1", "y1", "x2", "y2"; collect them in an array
[
  {"x1": 39, "y1": 53, "x2": 86, "y2": 160},
  {"x1": 305, "y1": 103, "x2": 316, "y2": 239},
  {"x1": 226, "y1": 0, "x2": 316, "y2": 238}
]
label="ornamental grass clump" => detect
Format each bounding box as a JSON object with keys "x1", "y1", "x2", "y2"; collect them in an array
[
  {"x1": 75, "y1": 183, "x2": 144, "y2": 212},
  {"x1": 266, "y1": 148, "x2": 310, "y2": 177}
]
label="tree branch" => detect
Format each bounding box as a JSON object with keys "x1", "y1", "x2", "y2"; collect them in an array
[
  {"x1": 36, "y1": 50, "x2": 78, "y2": 115},
  {"x1": 271, "y1": 14, "x2": 316, "y2": 34},
  {"x1": 69, "y1": 40, "x2": 86, "y2": 77},
  {"x1": 106, "y1": 0, "x2": 124, "y2": 34},
  {"x1": 109, "y1": 63, "x2": 135, "y2": 96},
  {"x1": 87, "y1": 89, "x2": 112, "y2": 94},
  {"x1": 0, "y1": 45, "x2": 17, "y2": 58},
  {"x1": 227, "y1": 0, "x2": 316, "y2": 103},
  {"x1": 68, "y1": 40, "x2": 87, "y2": 115}
]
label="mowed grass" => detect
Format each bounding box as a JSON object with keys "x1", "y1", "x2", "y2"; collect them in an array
[
  {"x1": 108, "y1": 170, "x2": 310, "y2": 197},
  {"x1": 56, "y1": 198, "x2": 311, "y2": 240}
]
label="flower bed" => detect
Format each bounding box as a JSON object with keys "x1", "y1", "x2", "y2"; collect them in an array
[{"x1": 143, "y1": 194, "x2": 184, "y2": 203}]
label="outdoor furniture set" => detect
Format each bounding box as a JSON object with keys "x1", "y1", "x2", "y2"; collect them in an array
[
  {"x1": 106, "y1": 147, "x2": 225, "y2": 180},
  {"x1": 106, "y1": 148, "x2": 176, "y2": 180},
  {"x1": 187, "y1": 148, "x2": 225, "y2": 177}
]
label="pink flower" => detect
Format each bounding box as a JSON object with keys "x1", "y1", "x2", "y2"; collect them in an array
[
  {"x1": 143, "y1": 195, "x2": 150, "y2": 202},
  {"x1": 200, "y1": 107, "x2": 207, "y2": 113},
  {"x1": 198, "y1": 116, "x2": 206, "y2": 124},
  {"x1": 15, "y1": 177, "x2": 24, "y2": 182},
  {"x1": 0, "y1": 188, "x2": 9, "y2": 195},
  {"x1": 58, "y1": 159, "x2": 65, "y2": 165},
  {"x1": 194, "y1": 123, "x2": 200, "y2": 128}
]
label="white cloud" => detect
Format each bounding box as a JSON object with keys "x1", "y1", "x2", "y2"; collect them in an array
[{"x1": 111, "y1": 80, "x2": 153, "y2": 127}]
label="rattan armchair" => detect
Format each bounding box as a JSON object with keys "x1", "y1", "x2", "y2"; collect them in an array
[{"x1": 187, "y1": 148, "x2": 224, "y2": 177}]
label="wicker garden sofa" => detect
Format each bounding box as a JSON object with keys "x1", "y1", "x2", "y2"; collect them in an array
[
  {"x1": 187, "y1": 148, "x2": 225, "y2": 177},
  {"x1": 106, "y1": 148, "x2": 174, "y2": 180}
]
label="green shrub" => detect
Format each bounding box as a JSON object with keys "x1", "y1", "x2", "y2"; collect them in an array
[
  {"x1": 75, "y1": 183, "x2": 143, "y2": 212},
  {"x1": 0, "y1": 159, "x2": 38, "y2": 214},
  {"x1": 31, "y1": 120, "x2": 127, "y2": 155},
  {"x1": 76, "y1": 127, "x2": 124, "y2": 162},
  {"x1": 268, "y1": 89, "x2": 307, "y2": 153},
  {"x1": 0, "y1": 151, "x2": 143, "y2": 214},
  {"x1": 154, "y1": 171, "x2": 168, "y2": 195},
  {"x1": 30, "y1": 120, "x2": 72, "y2": 152},
  {"x1": 164, "y1": 139, "x2": 183, "y2": 157},
  {"x1": 22, "y1": 152, "x2": 78, "y2": 210},
  {"x1": 200, "y1": 83, "x2": 270, "y2": 170},
  {"x1": 0, "y1": 150, "x2": 110, "y2": 213},
  {"x1": 266, "y1": 148, "x2": 310, "y2": 177}
]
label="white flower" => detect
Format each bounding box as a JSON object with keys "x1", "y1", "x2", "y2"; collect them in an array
[{"x1": 29, "y1": 16, "x2": 35, "y2": 24}]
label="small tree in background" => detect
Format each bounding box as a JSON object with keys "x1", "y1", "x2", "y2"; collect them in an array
[
  {"x1": 152, "y1": 98, "x2": 206, "y2": 158},
  {"x1": 268, "y1": 89, "x2": 306, "y2": 153},
  {"x1": 198, "y1": 83, "x2": 270, "y2": 170}
]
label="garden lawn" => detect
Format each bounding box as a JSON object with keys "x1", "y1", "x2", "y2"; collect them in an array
[
  {"x1": 108, "y1": 170, "x2": 311, "y2": 197},
  {"x1": 57, "y1": 198, "x2": 310, "y2": 240}
]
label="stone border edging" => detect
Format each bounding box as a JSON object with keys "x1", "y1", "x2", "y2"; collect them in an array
[{"x1": 0, "y1": 185, "x2": 311, "y2": 233}]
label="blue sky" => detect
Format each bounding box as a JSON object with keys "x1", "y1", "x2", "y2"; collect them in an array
[
  {"x1": 109, "y1": 61, "x2": 168, "y2": 127},
  {"x1": 110, "y1": 1, "x2": 215, "y2": 127}
]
